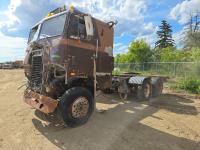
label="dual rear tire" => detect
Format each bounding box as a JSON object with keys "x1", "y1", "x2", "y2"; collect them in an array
[
  {"x1": 137, "y1": 79, "x2": 152, "y2": 101},
  {"x1": 137, "y1": 78, "x2": 163, "y2": 100},
  {"x1": 151, "y1": 77, "x2": 163, "y2": 97}
]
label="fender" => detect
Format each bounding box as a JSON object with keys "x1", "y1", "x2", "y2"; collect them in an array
[{"x1": 128, "y1": 76, "x2": 151, "y2": 85}]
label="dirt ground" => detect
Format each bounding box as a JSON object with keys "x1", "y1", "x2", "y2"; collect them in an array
[{"x1": 0, "y1": 69, "x2": 200, "y2": 150}]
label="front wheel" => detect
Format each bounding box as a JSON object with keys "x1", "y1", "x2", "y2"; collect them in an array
[{"x1": 59, "y1": 87, "x2": 94, "y2": 127}]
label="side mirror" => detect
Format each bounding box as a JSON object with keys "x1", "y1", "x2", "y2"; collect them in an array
[
  {"x1": 107, "y1": 20, "x2": 118, "y2": 28},
  {"x1": 84, "y1": 15, "x2": 94, "y2": 39}
]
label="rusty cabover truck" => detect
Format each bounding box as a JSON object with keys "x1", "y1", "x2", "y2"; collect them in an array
[{"x1": 24, "y1": 6, "x2": 163, "y2": 127}]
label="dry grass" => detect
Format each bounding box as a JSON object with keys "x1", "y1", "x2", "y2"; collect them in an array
[{"x1": 0, "y1": 69, "x2": 200, "y2": 150}]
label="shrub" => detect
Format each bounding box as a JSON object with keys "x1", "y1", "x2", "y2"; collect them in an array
[
  {"x1": 115, "y1": 40, "x2": 153, "y2": 63},
  {"x1": 178, "y1": 78, "x2": 200, "y2": 94}
]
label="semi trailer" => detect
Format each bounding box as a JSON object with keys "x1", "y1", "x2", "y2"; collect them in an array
[{"x1": 23, "y1": 6, "x2": 163, "y2": 127}]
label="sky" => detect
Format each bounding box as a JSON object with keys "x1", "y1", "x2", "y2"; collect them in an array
[{"x1": 0, "y1": 0, "x2": 200, "y2": 62}]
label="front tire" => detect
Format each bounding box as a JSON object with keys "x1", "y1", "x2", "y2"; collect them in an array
[{"x1": 59, "y1": 87, "x2": 94, "y2": 127}]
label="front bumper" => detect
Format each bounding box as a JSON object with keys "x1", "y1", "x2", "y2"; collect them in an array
[{"x1": 24, "y1": 90, "x2": 58, "y2": 114}]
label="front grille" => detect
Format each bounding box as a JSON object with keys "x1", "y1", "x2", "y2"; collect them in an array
[{"x1": 31, "y1": 54, "x2": 43, "y2": 90}]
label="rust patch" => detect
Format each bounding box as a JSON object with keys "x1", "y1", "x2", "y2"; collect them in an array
[
  {"x1": 60, "y1": 38, "x2": 96, "y2": 51},
  {"x1": 24, "y1": 90, "x2": 58, "y2": 114}
]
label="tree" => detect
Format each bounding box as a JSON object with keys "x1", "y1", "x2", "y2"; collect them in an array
[
  {"x1": 114, "y1": 53, "x2": 130, "y2": 63},
  {"x1": 159, "y1": 47, "x2": 176, "y2": 62},
  {"x1": 191, "y1": 48, "x2": 200, "y2": 61},
  {"x1": 114, "y1": 40, "x2": 153, "y2": 63},
  {"x1": 155, "y1": 20, "x2": 175, "y2": 49},
  {"x1": 184, "y1": 12, "x2": 200, "y2": 49},
  {"x1": 128, "y1": 40, "x2": 152, "y2": 63}
]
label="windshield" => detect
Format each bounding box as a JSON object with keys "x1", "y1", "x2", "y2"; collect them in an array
[
  {"x1": 28, "y1": 24, "x2": 41, "y2": 43},
  {"x1": 39, "y1": 13, "x2": 66, "y2": 39},
  {"x1": 28, "y1": 13, "x2": 67, "y2": 43}
]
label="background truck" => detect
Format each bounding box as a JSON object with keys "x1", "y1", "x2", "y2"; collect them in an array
[
  {"x1": 24, "y1": 6, "x2": 163, "y2": 127},
  {"x1": 13, "y1": 60, "x2": 24, "y2": 68},
  {"x1": 2, "y1": 62, "x2": 13, "y2": 69}
]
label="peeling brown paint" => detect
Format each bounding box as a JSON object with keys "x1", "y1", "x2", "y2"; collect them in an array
[{"x1": 24, "y1": 90, "x2": 58, "y2": 114}]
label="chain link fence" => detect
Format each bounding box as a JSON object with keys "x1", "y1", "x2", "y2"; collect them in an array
[{"x1": 114, "y1": 62, "x2": 200, "y2": 78}]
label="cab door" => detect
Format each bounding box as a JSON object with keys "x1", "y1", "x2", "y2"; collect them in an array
[{"x1": 66, "y1": 13, "x2": 96, "y2": 77}]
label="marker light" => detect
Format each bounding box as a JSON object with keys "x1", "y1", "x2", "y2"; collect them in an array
[
  {"x1": 69, "y1": 5, "x2": 74, "y2": 12},
  {"x1": 70, "y1": 72, "x2": 76, "y2": 76}
]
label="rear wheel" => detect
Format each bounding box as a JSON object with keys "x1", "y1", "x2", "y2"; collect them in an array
[
  {"x1": 119, "y1": 92, "x2": 128, "y2": 99},
  {"x1": 151, "y1": 77, "x2": 163, "y2": 97},
  {"x1": 59, "y1": 87, "x2": 94, "y2": 127},
  {"x1": 137, "y1": 80, "x2": 152, "y2": 101}
]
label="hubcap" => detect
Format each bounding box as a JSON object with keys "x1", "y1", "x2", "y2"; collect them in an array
[
  {"x1": 144, "y1": 84, "x2": 151, "y2": 98},
  {"x1": 71, "y1": 97, "x2": 89, "y2": 119}
]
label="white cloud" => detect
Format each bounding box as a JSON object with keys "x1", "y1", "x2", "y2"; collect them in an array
[
  {"x1": 114, "y1": 42, "x2": 128, "y2": 55},
  {"x1": 0, "y1": 0, "x2": 150, "y2": 36},
  {"x1": 172, "y1": 26, "x2": 187, "y2": 48},
  {"x1": 0, "y1": 0, "x2": 26, "y2": 62},
  {"x1": 170, "y1": 0, "x2": 200, "y2": 24},
  {"x1": 0, "y1": 0, "x2": 21, "y2": 28},
  {"x1": 7, "y1": 28, "x2": 17, "y2": 32},
  {"x1": 0, "y1": 0, "x2": 158, "y2": 61},
  {"x1": 59, "y1": 0, "x2": 149, "y2": 36},
  {"x1": 114, "y1": 43, "x2": 123, "y2": 47},
  {"x1": 0, "y1": 31, "x2": 26, "y2": 62},
  {"x1": 0, "y1": 31, "x2": 26, "y2": 49},
  {"x1": 135, "y1": 25, "x2": 158, "y2": 47}
]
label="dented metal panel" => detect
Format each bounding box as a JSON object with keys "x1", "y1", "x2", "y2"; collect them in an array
[
  {"x1": 24, "y1": 90, "x2": 58, "y2": 114},
  {"x1": 93, "y1": 19, "x2": 114, "y2": 54}
]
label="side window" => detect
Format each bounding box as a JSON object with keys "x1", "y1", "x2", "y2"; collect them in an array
[
  {"x1": 78, "y1": 19, "x2": 86, "y2": 39},
  {"x1": 68, "y1": 15, "x2": 79, "y2": 38},
  {"x1": 68, "y1": 15, "x2": 87, "y2": 39}
]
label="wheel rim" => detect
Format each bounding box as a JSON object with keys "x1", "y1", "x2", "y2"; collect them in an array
[
  {"x1": 119, "y1": 93, "x2": 128, "y2": 99},
  {"x1": 71, "y1": 97, "x2": 89, "y2": 119},
  {"x1": 144, "y1": 84, "x2": 151, "y2": 98}
]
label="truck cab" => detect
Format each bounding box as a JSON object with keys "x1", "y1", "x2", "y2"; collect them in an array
[{"x1": 24, "y1": 6, "x2": 115, "y2": 127}]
